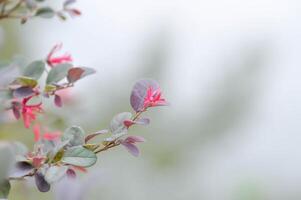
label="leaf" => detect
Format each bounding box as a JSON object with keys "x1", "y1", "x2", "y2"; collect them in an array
[
  {"x1": 23, "y1": 60, "x2": 45, "y2": 79},
  {"x1": 12, "y1": 105, "x2": 20, "y2": 119},
  {"x1": 9, "y1": 161, "x2": 33, "y2": 178},
  {"x1": 45, "y1": 166, "x2": 68, "y2": 184},
  {"x1": 0, "y1": 180, "x2": 10, "y2": 199},
  {"x1": 54, "y1": 94, "x2": 63, "y2": 107},
  {"x1": 84, "y1": 129, "x2": 108, "y2": 143},
  {"x1": 36, "y1": 7, "x2": 55, "y2": 18},
  {"x1": 66, "y1": 168, "x2": 76, "y2": 179},
  {"x1": 64, "y1": 0, "x2": 76, "y2": 7},
  {"x1": 16, "y1": 76, "x2": 38, "y2": 88},
  {"x1": 80, "y1": 67, "x2": 96, "y2": 79},
  {"x1": 35, "y1": 172, "x2": 51, "y2": 192},
  {"x1": 62, "y1": 126, "x2": 85, "y2": 146},
  {"x1": 121, "y1": 142, "x2": 139, "y2": 157},
  {"x1": 13, "y1": 86, "x2": 34, "y2": 98},
  {"x1": 130, "y1": 79, "x2": 159, "y2": 112},
  {"x1": 67, "y1": 67, "x2": 84, "y2": 83},
  {"x1": 62, "y1": 146, "x2": 97, "y2": 167},
  {"x1": 110, "y1": 112, "x2": 132, "y2": 134},
  {"x1": 10, "y1": 141, "x2": 28, "y2": 155},
  {"x1": 46, "y1": 63, "x2": 72, "y2": 84}
]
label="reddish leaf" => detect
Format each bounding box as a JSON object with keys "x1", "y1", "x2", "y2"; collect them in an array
[
  {"x1": 67, "y1": 9, "x2": 82, "y2": 17},
  {"x1": 67, "y1": 67, "x2": 84, "y2": 83},
  {"x1": 84, "y1": 129, "x2": 108, "y2": 143},
  {"x1": 12, "y1": 106, "x2": 21, "y2": 120},
  {"x1": 66, "y1": 168, "x2": 76, "y2": 179},
  {"x1": 54, "y1": 94, "x2": 63, "y2": 107}
]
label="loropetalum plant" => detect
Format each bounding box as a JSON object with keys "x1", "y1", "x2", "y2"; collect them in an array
[
  {"x1": 0, "y1": 1, "x2": 168, "y2": 197},
  {"x1": 0, "y1": 0, "x2": 80, "y2": 23},
  {"x1": 0, "y1": 44, "x2": 168, "y2": 198}
]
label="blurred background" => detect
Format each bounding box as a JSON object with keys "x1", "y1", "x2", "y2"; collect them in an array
[{"x1": 1, "y1": 0, "x2": 301, "y2": 199}]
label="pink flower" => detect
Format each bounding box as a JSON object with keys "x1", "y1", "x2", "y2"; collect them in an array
[
  {"x1": 120, "y1": 136, "x2": 145, "y2": 157},
  {"x1": 143, "y1": 86, "x2": 168, "y2": 109},
  {"x1": 33, "y1": 124, "x2": 61, "y2": 142},
  {"x1": 22, "y1": 97, "x2": 43, "y2": 128},
  {"x1": 47, "y1": 43, "x2": 73, "y2": 67}
]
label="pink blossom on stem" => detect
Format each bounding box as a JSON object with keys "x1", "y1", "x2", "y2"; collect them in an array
[
  {"x1": 33, "y1": 124, "x2": 61, "y2": 142},
  {"x1": 47, "y1": 43, "x2": 73, "y2": 67},
  {"x1": 143, "y1": 86, "x2": 168, "y2": 109}
]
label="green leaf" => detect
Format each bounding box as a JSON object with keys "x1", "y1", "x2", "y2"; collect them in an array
[
  {"x1": 23, "y1": 60, "x2": 45, "y2": 79},
  {"x1": 36, "y1": 7, "x2": 55, "y2": 18},
  {"x1": 16, "y1": 76, "x2": 38, "y2": 88},
  {"x1": 45, "y1": 166, "x2": 68, "y2": 184},
  {"x1": 46, "y1": 63, "x2": 72, "y2": 84},
  {"x1": 110, "y1": 112, "x2": 132, "y2": 134},
  {"x1": 62, "y1": 146, "x2": 97, "y2": 167},
  {"x1": 62, "y1": 126, "x2": 85, "y2": 146},
  {"x1": 0, "y1": 180, "x2": 10, "y2": 199}
]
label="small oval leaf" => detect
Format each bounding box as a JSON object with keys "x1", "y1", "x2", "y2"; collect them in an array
[
  {"x1": 54, "y1": 94, "x2": 63, "y2": 107},
  {"x1": 45, "y1": 166, "x2": 68, "y2": 184},
  {"x1": 13, "y1": 87, "x2": 34, "y2": 98},
  {"x1": 46, "y1": 63, "x2": 72, "y2": 84},
  {"x1": 62, "y1": 146, "x2": 97, "y2": 167},
  {"x1": 62, "y1": 126, "x2": 85, "y2": 146},
  {"x1": 23, "y1": 60, "x2": 45, "y2": 79},
  {"x1": 67, "y1": 67, "x2": 84, "y2": 83},
  {"x1": 36, "y1": 7, "x2": 55, "y2": 18},
  {"x1": 35, "y1": 172, "x2": 51, "y2": 192}
]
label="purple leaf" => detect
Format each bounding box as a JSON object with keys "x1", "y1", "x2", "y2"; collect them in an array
[
  {"x1": 54, "y1": 94, "x2": 63, "y2": 107},
  {"x1": 130, "y1": 79, "x2": 159, "y2": 112},
  {"x1": 35, "y1": 172, "x2": 51, "y2": 192},
  {"x1": 121, "y1": 142, "x2": 140, "y2": 157},
  {"x1": 13, "y1": 86, "x2": 34, "y2": 98},
  {"x1": 135, "y1": 118, "x2": 150, "y2": 125},
  {"x1": 84, "y1": 129, "x2": 108, "y2": 143},
  {"x1": 66, "y1": 169, "x2": 76, "y2": 179},
  {"x1": 10, "y1": 162, "x2": 33, "y2": 178},
  {"x1": 12, "y1": 106, "x2": 20, "y2": 120},
  {"x1": 124, "y1": 135, "x2": 146, "y2": 143}
]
